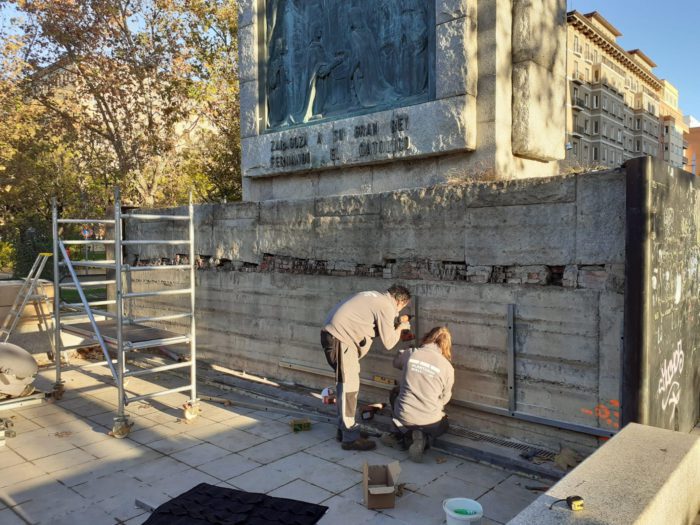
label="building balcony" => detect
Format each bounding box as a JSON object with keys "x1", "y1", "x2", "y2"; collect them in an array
[
  {"x1": 684, "y1": 140, "x2": 689, "y2": 149},
  {"x1": 572, "y1": 72, "x2": 585, "y2": 84},
  {"x1": 572, "y1": 126, "x2": 587, "y2": 138},
  {"x1": 572, "y1": 98, "x2": 587, "y2": 110},
  {"x1": 683, "y1": 157, "x2": 689, "y2": 165}
]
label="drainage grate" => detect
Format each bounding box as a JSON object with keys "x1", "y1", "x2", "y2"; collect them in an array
[{"x1": 450, "y1": 426, "x2": 556, "y2": 460}]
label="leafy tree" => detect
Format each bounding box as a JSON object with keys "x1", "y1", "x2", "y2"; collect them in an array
[{"x1": 0, "y1": 0, "x2": 242, "y2": 273}]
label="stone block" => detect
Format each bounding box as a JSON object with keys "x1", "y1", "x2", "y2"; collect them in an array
[
  {"x1": 605, "y1": 263, "x2": 625, "y2": 293},
  {"x1": 469, "y1": 174, "x2": 576, "y2": 208},
  {"x1": 380, "y1": 183, "x2": 469, "y2": 261},
  {"x1": 238, "y1": 0, "x2": 256, "y2": 28},
  {"x1": 512, "y1": 0, "x2": 566, "y2": 70},
  {"x1": 212, "y1": 218, "x2": 259, "y2": 263},
  {"x1": 576, "y1": 170, "x2": 626, "y2": 264},
  {"x1": 394, "y1": 95, "x2": 476, "y2": 161},
  {"x1": 243, "y1": 93, "x2": 475, "y2": 180},
  {"x1": 257, "y1": 199, "x2": 315, "y2": 258},
  {"x1": 507, "y1": 265, "x2": 550, "y2": 285},
  {"x1": 464, "y1": 203, "x2": 576, "y2": 266},
  {"x1": 466, "y1": 265, "x2": 492, "y2": 283},
  {"x1": 436, "y1": 15, "x2": 477, "y2": 99},
  {"x1": 510, "y1": 424, "x2": 700, "y2": 525},
  {"x1": 316, "y1": 167, "x2": 373, "y2": 198},
  {"x1": 372, "y1": 158, "x2": 439, "y2": 194},
  {"x1": 578, "y1": 265, "x2": 607, "y2": 290},
  {"x1": 512, "y1": 61, "x2": 565, "y2": 161},
  {"x1": 238, "y1": 24, "x2": 258, "y2": 83},
  {"x1": 240, "y1": 80, "x2": 259, "y2": 138},
  {"x1": 598, "y1": 292, "x2": 624, "y2": 405},
  {"x1": 315, "y1": 192, "x2": 381, "y2": 218},
  {"x1": 436, "y1": 0, "x2": 476, "y2": 25},
  {"x1": 562, "y1": 264, "x2": 578, "y2": 288},
  {"x1": 271, "y1": 173, "x2": 318, "y2": 201},
  {"x1": 313, "y1": 215, "x2": 383, "y2": 265},
  {"x1": 211, "y1": 202, "x2": 260, "y2": 222},
  {"x1": 243, "y1": 176, "x2": 273, "y2": 202}
]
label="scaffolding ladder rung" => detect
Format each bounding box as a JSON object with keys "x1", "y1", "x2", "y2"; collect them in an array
[
  {"x1": 63, "y1": 300, "x2": 116, "y2": 307},
  {"x1": 60, "y1": 260, "x2": 117, "y2": 268},
  {"x1": 129, "y1": 313, "x2": 192, "y2": 323},
  {"x1": 123, "y1": 289, "x2": 192, "y2": 299},
  {"x1": 60, "y1": 280, "x2": 116, "y2": 288},
  {"x1": 61, "y1": 307, "x2": 117, "y2": 319},
  {"x1": 122, "y1": 213, "x2": 190, "y2": 221},
  {"x1": 121, "y1": 240, "x2": 189, "y2": 245},
  {"x1": 124, "y1": 361, "x2": 191, "y2": 378},
  {"x1": 57, "y1": 218, "x2": 115, "y2": 224},
  {"x1": 126, "y1": 335, "x2": 191, "y2": 350},
  {"x1": 126, "y1": 385, "x2": 192, "y2": 404},
  {"x1": 124, "y1": 265, "x2": 191, "y2": 272},
  {"x1": 61, "y1": 240, "x2": 115, "y2": 245}
]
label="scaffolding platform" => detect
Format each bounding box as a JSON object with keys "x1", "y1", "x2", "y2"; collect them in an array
[{"x1": 62, "y1": 321, "x2": 191, "y2": 351}]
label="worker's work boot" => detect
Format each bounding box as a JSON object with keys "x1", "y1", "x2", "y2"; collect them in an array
[
  {"x1": 380, "y1": 432, "x2": 404, "y2": 449},
  {"x1": 341, "y1": 437, "x2": 377, "y2": 451},
  {"x1": 336, "y1": 428, "x2": 370, "y2": 442},
  {"x1": 408, "y1": 430, "x2": 426, "y2": 463}
]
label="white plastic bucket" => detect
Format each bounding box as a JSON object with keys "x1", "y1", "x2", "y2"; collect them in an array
[{"x1": 443, "y1": 498, "x2": 483, "y2": 525}]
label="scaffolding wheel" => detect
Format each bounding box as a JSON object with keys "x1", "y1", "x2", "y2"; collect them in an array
[
  {"x1": 110, "y1": 417, "x2": 133, "y2": 439},
  {"x1": 183, "y1": 402, "x2": 201, "y2": 421},
  {"x1": 52, "y1": 383, "x2": 65, "y2": 401}
]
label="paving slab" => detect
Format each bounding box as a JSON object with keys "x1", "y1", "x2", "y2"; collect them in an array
[{"x1": 0, "y1": 367, "x2": 545, "y2": 525}]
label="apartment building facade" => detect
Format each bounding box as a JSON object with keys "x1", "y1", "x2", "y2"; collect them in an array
[
  {"x1": 565, "y1": 11, "x2": 664, "y2": 168},
  {"x1": 659, "y1": 80, "x2": 689, "y2": 169}
]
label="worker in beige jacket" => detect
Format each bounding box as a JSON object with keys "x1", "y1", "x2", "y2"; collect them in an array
[{"x1": 321, "y1": 284, "x2": 411, "y2": 451}]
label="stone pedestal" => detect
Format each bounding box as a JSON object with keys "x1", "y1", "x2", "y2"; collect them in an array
[{"x1": 239, "y1": 0, "x2": 567, "y2": 201}]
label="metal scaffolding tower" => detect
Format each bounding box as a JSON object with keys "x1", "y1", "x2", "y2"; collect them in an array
[{"x1": 52, "y1": 188, "x2": 199, "y2": 438}]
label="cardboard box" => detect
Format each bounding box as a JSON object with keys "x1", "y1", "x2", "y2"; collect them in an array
[{"x1": 363, "y1": 461, "x2": 401, "y2": 509}]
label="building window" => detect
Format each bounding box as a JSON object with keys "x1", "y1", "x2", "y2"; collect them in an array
[
  {"x1": 584, "y1": 119, "x2": 590, "y2": 133},
  {"x1": 585, "y1": 94, "x2": 589, "y2": 106},
  {"x1": 593, "y1": 95, "x2": 599, "y2": 108},
  {"x1": 574, "y1": 87, "x2": 579, "y2": 99},
  {"x1": 618, "y1": 129, "x2": 622, "y2": 142},
  {"x1": 602, "y1": 97, "x2": 607, "y2": 110},
  {"x1": 594, "y1": 70, "x2": 599, "y2": 82},
  {"x1": 636, "y1": 140, "x2": 641, "y2": 152},
  {"x1": 665, "y1": 125, "x2": 669, "y2": 135},
  {"x1": 573, "y1": 141, "x2": 579, "y2": 155},
  {"x1": 593, "y1": 147, "x2": 599, "y2": 161},
  {"x1": 602, "y1": 148, "x2": 607, "y2": 162},
  {"x1": 586, "y1": 69, "x2": 591, "y2": 81},
  {"x1": 584, "y1": 145, "x2": 589, "y2": 161},
  {"x1": 593, "y1": 121, "x2": 599, "y2": 134},
  {"x1": 636, "y1": 118, "x2": 641, "y2": 130}
]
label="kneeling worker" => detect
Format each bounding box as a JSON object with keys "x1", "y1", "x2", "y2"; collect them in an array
[
  {"x1": 383, "y1": 326, "x2": 454, "y2": 462},
  {"x1": 321, "y1": 284, "x2": 411, "y2": 451}
]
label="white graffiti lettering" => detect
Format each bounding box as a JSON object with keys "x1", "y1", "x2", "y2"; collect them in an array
[{"x1": 657, "y1": 342, "x2": 684, "y2": 413}]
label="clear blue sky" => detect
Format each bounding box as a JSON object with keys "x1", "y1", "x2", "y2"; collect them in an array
[
  {"x1": 3, "y1": 1, "x2": 698, "y2": 118},
  {"x1": 569, "y1": 0, "x2": 700, "y2": 119}
]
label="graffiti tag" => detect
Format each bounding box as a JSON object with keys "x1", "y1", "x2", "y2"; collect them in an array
[{"x1": 658, "y1": 342, "x2": 684, "y2": 413}]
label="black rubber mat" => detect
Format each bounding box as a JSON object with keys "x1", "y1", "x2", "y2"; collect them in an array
[{"x1": 142, "y1": 483, "x2": 328, "y2": 525}]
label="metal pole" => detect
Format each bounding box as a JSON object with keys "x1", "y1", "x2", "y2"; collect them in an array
[
  {"x1": 113, "y1": 187, "x2": 129, "y2": 436},
  {"x1": 51, "y1": 198, "x2": 64, "y2": 398},
  {"x1": 507, "y1": 304, "x2": 516, "y2": 413},
  {"x1": 189, "y1": 192, "x2": 198, "y2": 406}
]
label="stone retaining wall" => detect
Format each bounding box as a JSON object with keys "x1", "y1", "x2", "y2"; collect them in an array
[{"x1": 124, "y1": 170, "x2": 626, "y2": 453}]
